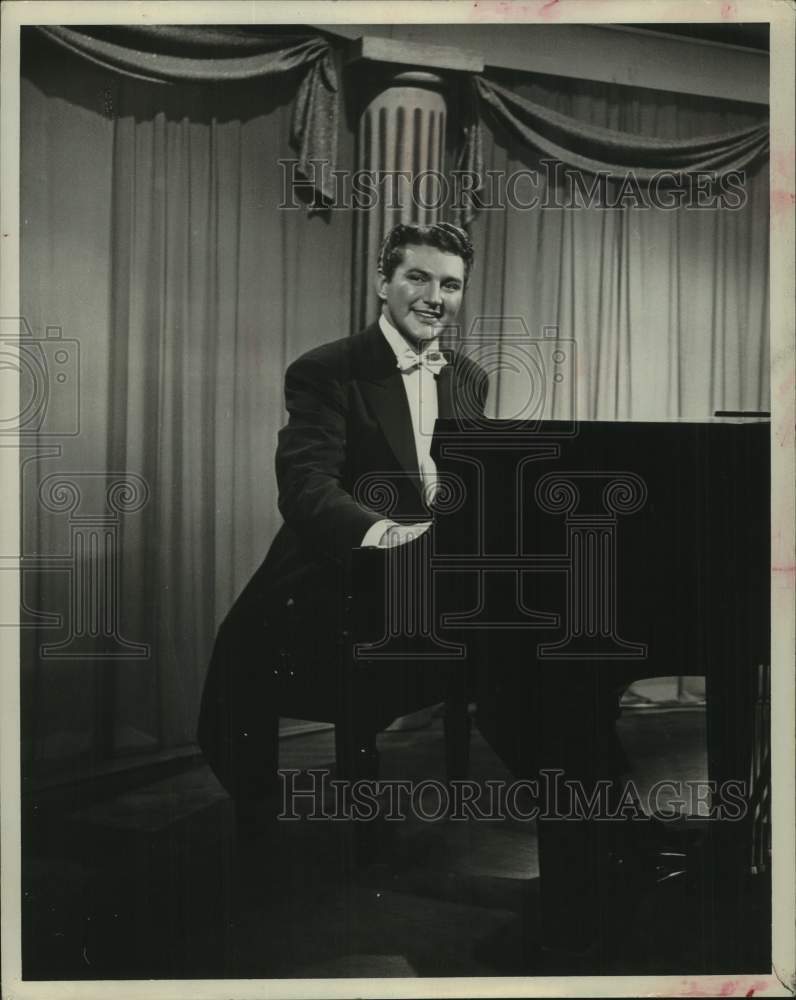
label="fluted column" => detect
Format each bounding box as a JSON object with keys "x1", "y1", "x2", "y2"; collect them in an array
[{"x1": 352, "y1": 70, "x2": 449, "y2": 331}]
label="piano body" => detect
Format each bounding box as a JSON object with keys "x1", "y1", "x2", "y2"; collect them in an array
[{"x1": 350, "y1": 415, "x2": 770, "y2": 969}]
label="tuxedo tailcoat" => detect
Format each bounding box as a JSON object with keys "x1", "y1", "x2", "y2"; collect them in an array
[{"x1": 197, "y1": 322, "x2": 488, "y2": 799}]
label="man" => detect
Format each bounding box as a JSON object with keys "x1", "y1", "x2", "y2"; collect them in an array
[
  {"x1": 197, "y1": 222, "x2": 488, "y2": 811},
  {"x1": 199, "y1": 220, "x2": 638, "y2": 961}
]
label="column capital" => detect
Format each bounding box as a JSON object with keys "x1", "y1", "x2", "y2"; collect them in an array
[
  {"x1": 386, "y1": 70, "x2": 449, "y2": 93},
  {"x1": 346, "y1": 35, "x2": 484, "y2": 76}
]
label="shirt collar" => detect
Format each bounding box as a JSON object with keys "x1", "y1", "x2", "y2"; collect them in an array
[{"x1": 378, "y1": 312, "x2": 439, "y2": 361}]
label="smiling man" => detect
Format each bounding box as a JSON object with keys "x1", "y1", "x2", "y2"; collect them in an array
[
  {"x1": 197, "y1": 222, "x2": 488, "y2": 815},
  {"x1": 364, "y1": 225, "x2": 471, "y2": 548}
]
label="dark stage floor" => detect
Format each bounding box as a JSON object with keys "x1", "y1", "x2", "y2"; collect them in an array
[{"x1": 22, "y1": 706, "x2": 770, "y2": 980}]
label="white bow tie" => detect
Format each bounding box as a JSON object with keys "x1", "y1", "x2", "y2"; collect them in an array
[{"x1": 396, "y1": 347, "x2": 448, "y2": 376}]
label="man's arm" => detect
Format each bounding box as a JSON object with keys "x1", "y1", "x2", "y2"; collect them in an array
[
  {"x1": 362, "y1": 519, "x2": 432, "y2": 548},
  {"x1": 276, "y1": 352, "x2": 383, "y2": 563}
]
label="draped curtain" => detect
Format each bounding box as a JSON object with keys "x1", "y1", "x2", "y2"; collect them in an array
[
  {"x1": 20, "y1": 29, "x2": 353, "y2": 770},
  {"x1": 457, "y1": 70, "x2": 770, "y2": 424},
  {"x1": 39, "y1": 25, "x2": 340, "y2": 204},
  {"x1": 459, "y1": 75, "x2": 768, "y2": 194}
]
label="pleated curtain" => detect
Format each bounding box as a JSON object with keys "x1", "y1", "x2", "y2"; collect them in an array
[
  {"x1": 20, "y1": 31, "x2": 353, "y2": 766},
  {"x1": 458, "y1": 71, "x2": 769, "y2": 424}
]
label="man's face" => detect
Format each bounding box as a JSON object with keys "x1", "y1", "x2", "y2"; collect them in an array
[{"x1": 378, "y1": 244, "x2": 465, "y2": 348}]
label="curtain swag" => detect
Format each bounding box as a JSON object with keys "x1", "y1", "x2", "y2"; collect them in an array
[
  {"x1": 37, "y1": 25, "x2": 339, "y2": 206},
  {"x1": 457, "y1": 75, "x2": 769, "y2": 222},
  {"x1": 37, "y1": 28, "x2": 769, "y2": 220}
]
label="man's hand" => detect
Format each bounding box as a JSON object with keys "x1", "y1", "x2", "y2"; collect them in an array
[{"x1": 379, "y1": 521, "x2": 432, "y2": 548}]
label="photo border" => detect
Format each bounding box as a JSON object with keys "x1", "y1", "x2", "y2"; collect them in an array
[{"x1": 1, "y1": 2, "x2": 793, "y2": 997}]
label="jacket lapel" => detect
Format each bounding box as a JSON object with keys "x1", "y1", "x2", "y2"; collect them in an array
[
  {"x1": 355, "y1": 325, "x2": 422, "y2": 492},
  {"x1": 355, "y1": 324, "x2": 463, "y2": 501}
]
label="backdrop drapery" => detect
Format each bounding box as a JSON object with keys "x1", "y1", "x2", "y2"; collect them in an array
[
  {"x1": 455, "y1": 76, "x2": 768, "y2": 221},
  {"x1": 20, "y1": 30, "x2": 353, "y2": 767},
  {"x1": 37, "y1": 25, "x2": 339, "y2": 205},
  {"x1": 20, "y1": 31, "x2": 769, "y2": 774},
  {"x1": 457, "y1": 69, "x2": 769, "y2": 423}
]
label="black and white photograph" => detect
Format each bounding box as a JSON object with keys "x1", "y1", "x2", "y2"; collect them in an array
[{"x1": 1, "y1": 1, "x2": 794, "y2": 997}]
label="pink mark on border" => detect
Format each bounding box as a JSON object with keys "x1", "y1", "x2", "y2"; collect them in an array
[
  {"x1": 678, "y1": 982, "x2": 713, "y2": 997},
  {"x1": 467, "y1": 2, "x2": 535, "y2": 21},
  {"x1": 721, "y1": 3, "x2": 737, "y2": 18},
  {"x1": 677, "y1": 980, "x2": 773, "y2": 997},
  {"x1": 540, "y1": 0, "x2": 561, "y2": 15},
  {"x1": 464, "y1": 0, "x2": 564, "y2": 20},
  {"x1": 771, "y1": 189, "x2": 796, "y2": 214}
]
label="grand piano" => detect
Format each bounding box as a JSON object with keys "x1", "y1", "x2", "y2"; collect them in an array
[{"x1": 348, "y1": 415, "x2": 770, "y2": 969}]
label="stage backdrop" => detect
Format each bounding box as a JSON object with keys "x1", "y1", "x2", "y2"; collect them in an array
[
  {"x1": 20, "y1": 31, "x2": 355, "y2": 770},
  {"x1": 460, "y1": 68, "x2": 769, "y2": 423},
  {"x1": 19, "y1": 31, "x2": 769, "y2": 777}
]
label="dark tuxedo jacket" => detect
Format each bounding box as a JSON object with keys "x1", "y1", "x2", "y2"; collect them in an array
[{"x1": 197, "y1": 321, "x2": 488, "y2": 799}]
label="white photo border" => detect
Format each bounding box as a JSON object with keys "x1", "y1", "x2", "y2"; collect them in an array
[{"x1": 1, "y1": 2, "x2": 793, "y2": 997}]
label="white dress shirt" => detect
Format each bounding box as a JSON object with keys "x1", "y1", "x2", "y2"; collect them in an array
[{"x1": 360, "y1": 313, "x2": 443, "y2": 547}]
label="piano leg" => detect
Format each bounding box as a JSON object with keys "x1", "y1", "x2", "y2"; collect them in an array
[
  {"x1": 444, "y1": 671, "x2": 471, "y2": 782},
  {"x1": 336, "y1": 609, "x2": 380, "y2": 787},
  {"x1": 334, "y1": 717, "x2": 380, "y2": 785},
  {"x1": 532, "y1": 667, "x2": 608, "y2": 957},
  {"x1": 334, "y1": 671, "x2": 383, "y2": 864},
  {"x1": 231, "y1": 702, "x2": 281, "y2": 838},
  {"x1": 536, "y1": 817, "x2": 605, "y2": 956},
  {"x1": 703, "y1": 656, "x2": 759, "y2": 969},
  {"x1": 474, "y1": 649, "x2": 624, "y2": 960}
]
